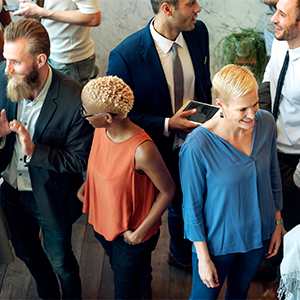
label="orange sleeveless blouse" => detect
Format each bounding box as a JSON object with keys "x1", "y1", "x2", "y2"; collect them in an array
[{"x1": 83, "y1": 128, "x2": 161, "y2": 241}]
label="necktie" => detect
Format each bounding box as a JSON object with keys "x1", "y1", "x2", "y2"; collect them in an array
[
  {"x1": 172, "y1": 43, "x2": 184, "y2": 113},
  {"x1": 273, "y1": 50, "x2": 289, "y2": 120}
]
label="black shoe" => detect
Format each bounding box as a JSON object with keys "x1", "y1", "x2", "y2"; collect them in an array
[{"x1": 167, "y1": 252, "x2": 192, "y2": 273}]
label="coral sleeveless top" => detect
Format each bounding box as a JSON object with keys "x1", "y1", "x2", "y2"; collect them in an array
[{"x1": 83, "y1": 128, "x2": 161, "y2": 241}]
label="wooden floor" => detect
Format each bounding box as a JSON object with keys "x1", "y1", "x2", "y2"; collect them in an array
[{"x1": 0, "y1": 212, "x2": 275, "y2": 300}]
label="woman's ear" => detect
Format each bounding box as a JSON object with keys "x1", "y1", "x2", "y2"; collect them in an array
[{"x1": 106, "y1": 113, "x2": 114, "y2": 124}]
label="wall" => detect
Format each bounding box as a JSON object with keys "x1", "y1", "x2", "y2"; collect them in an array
[
  {"x1": 93, "y1": 0, "x2": 270, "y2": 82},
  {"x1": 6, "y1": 0, "x2": 270, "y2": 88}
]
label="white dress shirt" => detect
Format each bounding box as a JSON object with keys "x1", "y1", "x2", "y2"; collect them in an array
[
  {"x1": 2, "y1": 67, "x2": 53, "y2": 191},
  {"x1": 150, "y1": 19, "x2": 195, "y2": 137},
  {"x1": 263, "y1": 39, "x2": 300, "y2": 186}
]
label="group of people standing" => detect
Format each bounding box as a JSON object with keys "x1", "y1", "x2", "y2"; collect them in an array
[{"x1": 0, "y1": 0, "x2": 299, "y2": 299}]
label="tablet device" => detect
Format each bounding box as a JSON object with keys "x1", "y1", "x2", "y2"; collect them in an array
[
  {"x1": 177, "y1": 100, "x2": 219, "y2": 125},
  {"x1": 3, "y1": 5, "x2": 19, "y2": 12}
]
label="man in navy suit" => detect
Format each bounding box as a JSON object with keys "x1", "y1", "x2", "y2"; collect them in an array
[
  {"x1": 107, "y1": 0, "x2": 212, "y2": 281},
  {"x1": 0, "y1": 19, "x2": 93, "y2": 299}
]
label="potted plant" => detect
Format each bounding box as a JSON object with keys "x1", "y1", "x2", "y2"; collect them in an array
[{"x1": 215, "y1": 23, "x2": 267, "y2": 84}]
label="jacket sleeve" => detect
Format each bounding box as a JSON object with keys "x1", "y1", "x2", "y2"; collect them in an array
[
  {"x1": 107, "y1": 47, "x2": 166, "y2": 136},
  {"x1": 258, "y1": 81, "x2": 271, "y2": 112},
  {"x1": 27, "y1": 103, "x2": 94, "y2": 174}
]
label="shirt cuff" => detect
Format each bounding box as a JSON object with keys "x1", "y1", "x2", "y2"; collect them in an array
[
  {"x1": 293, "y1": 161, "x2": 300, "y2": 187},
  {"x1": 164, "y1": 118, "x2": 171, "y2": 137}
]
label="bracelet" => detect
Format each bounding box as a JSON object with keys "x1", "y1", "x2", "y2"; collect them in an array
[{"x1": 275, "y1": 218, "x2": 283, "y2": 225}]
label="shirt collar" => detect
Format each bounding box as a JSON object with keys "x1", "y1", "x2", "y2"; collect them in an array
[
  {"x1": 35, "y1": 65, "x2": 52, "y2": 103},
  {"x1": 289, "y1": 44, "x2": 300, "y2": 62},
  {"x1": 150, "y1": 18, "x2": 184, "y2": 54}
]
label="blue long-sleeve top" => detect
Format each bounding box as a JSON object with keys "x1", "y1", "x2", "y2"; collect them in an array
[{"x1": 179, "y1": 109, "x2": 283, "y2": 256}]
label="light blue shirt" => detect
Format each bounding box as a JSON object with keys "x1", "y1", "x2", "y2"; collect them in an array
[{"x1": 179, "y1": 109, "x2": 283, "y2": 256}]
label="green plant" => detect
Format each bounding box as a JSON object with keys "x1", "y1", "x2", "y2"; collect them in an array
[{"x1": 215, "y1": 21, "x2": 267, "y2": 84}]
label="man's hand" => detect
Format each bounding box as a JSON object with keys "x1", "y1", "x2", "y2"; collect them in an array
[
  {"x1": 169, "y1": 108, "x2": 199, "y2": 133},
  {"x1": 0, "y1": 109, "x2": 12, "y2": 138},
  {"x1": 13, "y1": 2, "x2": 44, "y2": 19},
  {"x1": 9, "y1": 120, "x2": 35, "y2": 156}
]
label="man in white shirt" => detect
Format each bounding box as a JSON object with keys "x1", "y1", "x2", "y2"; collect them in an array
[
  {"x1": 13, "y1": 0, "x2": 101, "y2": 86},
  {"x1": 258, "y1": 0, "x2": 300, "y2": 298}
]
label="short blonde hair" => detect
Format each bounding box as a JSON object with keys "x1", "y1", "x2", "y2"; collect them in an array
[
  {"x1": 81, "y1": 76, "x2": 134, "y2": 119},
  {"x1": 212, "y1": 65, "x2": 258, "y2": 105}
]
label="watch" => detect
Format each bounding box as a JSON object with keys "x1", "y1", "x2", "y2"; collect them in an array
[{"x1": 275, "y1": 218, "x2": 283, "y2": 225}]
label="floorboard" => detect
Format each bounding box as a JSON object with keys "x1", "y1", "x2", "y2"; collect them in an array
[{"x1": 0, "y1": 212, "x2": 274, "y2": 299}]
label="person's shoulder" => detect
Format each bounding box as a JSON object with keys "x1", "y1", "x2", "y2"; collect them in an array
[
  {"x1": 183, "y1": 20, "x2": 209, "y2": 43},
  {"x1": 184, "y1": 126, "x2": 211, "y2": 148},
  {"x1": 194, "y1": 20, "x2": 208, "y2": 31},
  {"x1": 50, "y1": 68, "x2": 82, "y2": 99}
]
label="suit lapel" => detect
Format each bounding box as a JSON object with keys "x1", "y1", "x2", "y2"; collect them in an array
[
  {"x1": 33, "y1": 69, "x2": 58, "y2": 143},
  {"x1": 183, "y1": 29, "x2": 206, "y2": 102},
  {"x1": 140, "y1": 23, "x2": 173, "y2": 116}
]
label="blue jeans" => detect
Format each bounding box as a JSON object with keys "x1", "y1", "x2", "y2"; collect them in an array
[
  {"x1": 94, "y1": 230, "x2": 159, "y2": 299},
  {"x1": 0, "y1": 181, "x2": 82, "y2": 299},
  {"x1": 49, "y1": 54, "x2": 95, "y2": 87},
  {"x1": 190, "y1": 239, "x2": 270, "y2": 300}
]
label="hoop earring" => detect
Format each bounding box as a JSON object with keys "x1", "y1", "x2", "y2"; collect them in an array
[{"x1": 220, "y1": 111, "x2": 224, "y2": 118}]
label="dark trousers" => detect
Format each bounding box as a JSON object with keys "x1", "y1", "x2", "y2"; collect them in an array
[
  {"x1": 94, "y1": 230, "x2": 159, "y2": 300},
  {"x1": 263, "y1": 152, "x2": 300, "y2": 277},
  {"x1": 190, "y1": 240, "x2": 270, "y2": 300},
  {"x1": 167, "y1": 148, "x2": 192, "y2": 264},
  {"x1": 278, "y1": 152, "x2": 300, "y2": 232},
  {"x1": 0, "y1": 181, "x2": 82, "y2": 300}
]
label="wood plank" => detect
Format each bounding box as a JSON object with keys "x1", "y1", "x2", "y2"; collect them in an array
[
  {"x1": 152, "y1": 212, "x2": 171, "y2": 299},
  {"x1": 72, "y1": 213, "x2": 88, "y2": 263},
  {"x1": 80, "y1": 242, "x2": 104, "y2": 300},
  {"x1": 0, "y1": 257, "x2": 31, "y2": 299},
  {"x1": 98, "y1": 253, "x2": 114, "y2": 300},
  {"x1": 26, "y1": 276, "x2": 39, "y2": 300},
  {"x1": 0, "y1": 265, "x2": 7, "y2": 291}
]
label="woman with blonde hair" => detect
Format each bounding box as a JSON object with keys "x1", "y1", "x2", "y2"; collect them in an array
[
  {"x1": 77, "y1": 75, "x2": 175, "y2": 299},
  {"x1": 179, "y1": 65, "x2": 283, "y2": 299}
]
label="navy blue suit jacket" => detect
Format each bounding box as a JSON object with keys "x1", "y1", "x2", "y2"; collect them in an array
[
  {"x1": 107, "y1": 20, "x2": 212, "y2": 161},
  {"x1": 0, "y1": 62, "x2": 94, "y2": 230}
]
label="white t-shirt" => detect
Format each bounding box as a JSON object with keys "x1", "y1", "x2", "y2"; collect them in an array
[{"x1": 42, "y1": 0, "x2": 100, "y2": 63}]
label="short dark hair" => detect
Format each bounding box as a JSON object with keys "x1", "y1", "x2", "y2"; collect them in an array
[
  {"x1": 150, "y1": 0, "x2": 179, "y2": 14},
  {"x1": 4, "y1": 19, "x2": 50, "y2": 59}
]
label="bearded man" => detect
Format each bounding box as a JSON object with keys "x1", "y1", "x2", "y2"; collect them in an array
[{"x1": 0, "y1": 18, "x2": 93, "y2": 299}]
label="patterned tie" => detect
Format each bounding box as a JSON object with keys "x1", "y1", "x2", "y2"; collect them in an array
[
  {"x1": 172, "y1": 43, "x2": 184, "y2": 113},
  {"x1": 273, "y1": 50, "x2": 289, "y2": 120}
]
